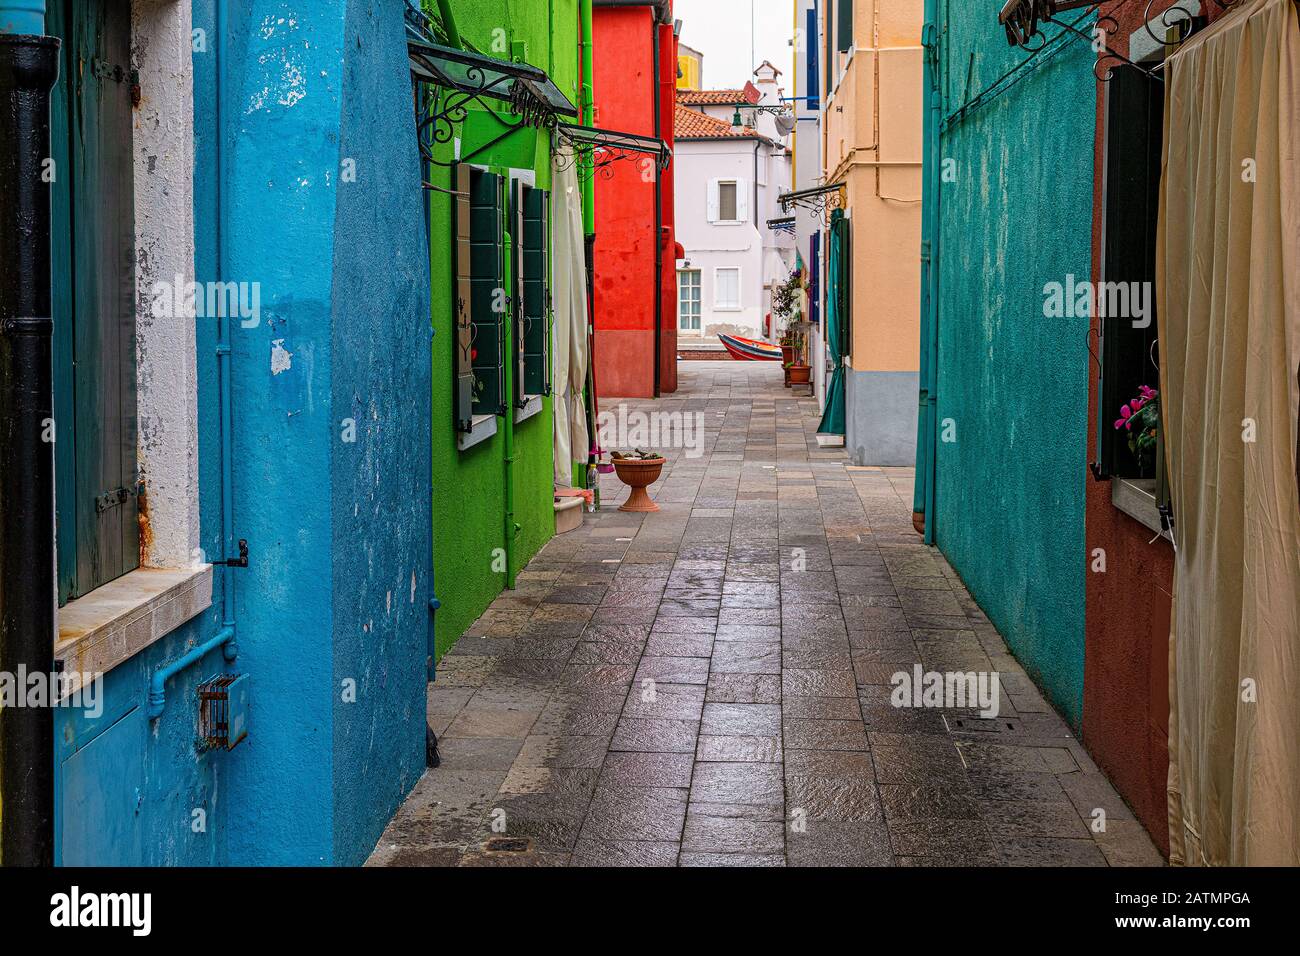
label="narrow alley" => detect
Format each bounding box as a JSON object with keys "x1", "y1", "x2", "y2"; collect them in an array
[{"x1": 368, "y1": 363, "x2": 1161, "y2": 867}]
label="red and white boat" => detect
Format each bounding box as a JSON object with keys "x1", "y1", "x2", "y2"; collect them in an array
[{"x1": 717, "y1": 334, "x2": 782, "y2": 362}]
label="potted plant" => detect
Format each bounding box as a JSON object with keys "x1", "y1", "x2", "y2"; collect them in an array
[
  {"x1": 611, "y1": 450, "x2": 666, "y2": 513},
  {"x1": 1113, "y1": 385, "x2": 1160, "y2": 474},
  {"x1": 772, "y1": 272, "x2": 804, "y2": 385}
]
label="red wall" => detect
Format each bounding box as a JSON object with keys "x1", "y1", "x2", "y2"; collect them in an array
[{"x1": 591, "y1": 5, "x2": 676, "y2": 398}]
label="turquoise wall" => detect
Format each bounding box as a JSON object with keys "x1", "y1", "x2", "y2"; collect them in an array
[
  {"x1": 932, "y1": 2, "x2": 1095, "y2": 726},
  {"x1": 427, "y1": 0, "x2": 579, "y2": 659}
]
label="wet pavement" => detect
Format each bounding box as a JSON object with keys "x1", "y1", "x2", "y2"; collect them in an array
[{"x1": 367, "y1": 362, "x2": 1163, "y2": 867}]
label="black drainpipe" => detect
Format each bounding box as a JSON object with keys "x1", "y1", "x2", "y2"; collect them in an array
[
  {"x1": 652, "y1": 19, "x2": 662, "y2": 398},
  {"x1": 0, "y1": 29, "x2": 61, "y2": 868}
]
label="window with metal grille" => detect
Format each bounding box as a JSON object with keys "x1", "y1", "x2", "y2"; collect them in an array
[{"x1": 48, "y1": 0, "x2": 140, "y2": 604}]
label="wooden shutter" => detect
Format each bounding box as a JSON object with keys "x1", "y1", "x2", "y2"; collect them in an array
[
  {"x1": 807, "y1": 8, "x2": 820, "y2": 111},
  {"x1": 510, "y1": 179, "x2": 526, "y2": 407},
  {"x1": 837, "y1": 0, "x2": 854, "y2": 53},
  {"x1": 468, "y1": 168, "x2": 506, "y2": 417},
  {"x1": 48, "y1": 0, "x2": 139, "y2": 602},
  {"x1": 521, "y1": 186, "x2": 550, "y2": 396},
  {"x1": 837, "y1": 216, "x2": 853, "y2": 359},
  {"x1": 453, "y1": 164, "x2": 475, "y2": 431}
]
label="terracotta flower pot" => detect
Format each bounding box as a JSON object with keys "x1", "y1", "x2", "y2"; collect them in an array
[
  {"x1": 612, "y1": 456, "x2": 666, "y2": 513},
  {"x1": 781, "y1": 345, "x2": 795, "y2": 387},
  {"x1": 788, "y1": 363, "x2": 811, "y2": 385}
]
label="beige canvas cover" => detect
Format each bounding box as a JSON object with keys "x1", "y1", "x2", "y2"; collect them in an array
[{"x1": 1157, "y1": 0, "x2": 1300, "y2": 865}]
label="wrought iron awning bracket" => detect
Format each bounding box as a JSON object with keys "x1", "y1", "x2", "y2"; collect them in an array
[
  {"x1": 779, "y1": 183, "x2": 845, "y2": 224},
  {"x1": 999, "y1": 0, "x2": 1243, "y2": 82},
  {"x1": 554, "y1": 125, "x2": 672, "y2": 179}
]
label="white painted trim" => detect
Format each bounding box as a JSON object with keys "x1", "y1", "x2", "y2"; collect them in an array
[
  {"x1": 458, "y1": 413, "x2": 498, "y2": 452},
  {"x1": 131, "y1": 0, "x2": 201, "y2": 571}
]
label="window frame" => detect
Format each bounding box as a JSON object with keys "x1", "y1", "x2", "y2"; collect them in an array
[
  {"x1": 718, "y1": 180, "x2": 740, "y2": 223},
  {"x1": 1097, "y1": 63, "x2": 1172, "y2": 537},
  {"x1": 678, "y1": 269, "x2": 702, "y2": 332}
]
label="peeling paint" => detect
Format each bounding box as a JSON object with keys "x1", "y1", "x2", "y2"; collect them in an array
[{"x1": 270, "y1": 338, "x2": 293, "y2": 375}]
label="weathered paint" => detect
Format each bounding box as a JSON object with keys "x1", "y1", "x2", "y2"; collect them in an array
[
  {"x1": 932, "y1": 2, "x2": 1095, "y2": 726},
  {"x1": 57, "y1": 0, "x2": 432, "y2": 867},
  {"x1": 425, "y1": 0, "x2": 577, "y2": 659}
]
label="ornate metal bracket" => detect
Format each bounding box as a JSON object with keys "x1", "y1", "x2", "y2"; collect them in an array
[
  {"x1": 999, "y1": 0, "x2": 1246, "y2": 82},
  {"x1": 779, "y1": 183, "x2": 845, "y2": 225},
  {"x1": 554, "y1": 124, "x2": 672, "y2": 181}
]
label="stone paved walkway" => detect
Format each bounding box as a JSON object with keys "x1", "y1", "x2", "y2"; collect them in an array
[{"x1": 368, "y1": 362, "x2": 1163, "y2": 867}]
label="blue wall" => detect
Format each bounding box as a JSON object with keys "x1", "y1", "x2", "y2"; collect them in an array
[
  {"x1": 932, "y1": 2, "x2": 1095, "y2": 726},
  {"x1": 57, "y1": 0, "x2": 430, "y2": 866}
]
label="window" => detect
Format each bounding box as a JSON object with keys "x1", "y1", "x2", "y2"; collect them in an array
[
  {"x1": 452, "y1": 164, "x2": 507, "y2": 433},
  {"x1": 715, "y1": 268, "x2": 741, "y2": 311},
  {"x1": 719, "y1": 181, "x2": 739, "y2": 222},
  {"x1": 678, "y1": 270, "x2": 702, "y2": 331},
  {"x1": 512, "y1": 181, "x2": 551, "y2": 406},
  {"x1": 807, "y1": 8, "x2": 820, "y2": 111},
  {"x1": 837, "y1": 0, "x2": 854, "y2": 53},
  {"x1": 49, "y1": 0, "x2": 139, "y2": 604},
  {"x1": 1096, "y1": 64, "x2": 1169, "y2": 533}
]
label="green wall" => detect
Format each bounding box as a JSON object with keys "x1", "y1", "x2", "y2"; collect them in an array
[
  {"x1": 932, "y1": 3, "x2": 1095, "y2": 726},
  {"x1": 429, "y1": 0, "x2": 581, "y2": 659}
]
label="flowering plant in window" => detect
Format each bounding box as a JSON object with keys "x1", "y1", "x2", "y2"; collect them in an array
[{"x1": 1114, "y1": 385, "x2": 1160, "y2": 472}]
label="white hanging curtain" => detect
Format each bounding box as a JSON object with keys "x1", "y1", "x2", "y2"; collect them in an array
[
  {"x1": 1157, "y1": 0, "x2": 1300, "y2": 866},
  {"x1": 551, "y1": 146, "x2": 590, "y2": 486}
]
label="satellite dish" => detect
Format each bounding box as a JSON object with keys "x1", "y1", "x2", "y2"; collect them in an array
[{"x1": 775, "y1": 113, "x2": 797, "y2": 137}]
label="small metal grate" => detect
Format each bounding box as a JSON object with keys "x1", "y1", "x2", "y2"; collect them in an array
[
  {"x1": 484, "y1": 837, "x2": 531, "y2": 854},
  {"x1": 197, "y1": 674, "x2": 248, "y2": 751}
]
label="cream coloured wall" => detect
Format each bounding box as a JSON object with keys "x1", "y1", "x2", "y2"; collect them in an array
[{"x1": 822, "y1": 0, "x2": 922, "y2": 375}]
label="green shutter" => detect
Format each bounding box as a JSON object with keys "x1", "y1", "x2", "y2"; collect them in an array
[
  {"x1": 837, "y1": 0, "x2": 854, "y2": 54},
  {"x1": 521, "y1": 186, "x2": 550, "y2": 397},
  {"x1": 48, "y1": 0, "x2": 139, "y2": 603},
  {"x1": 510, "y1": 179, "x2": 526, "y2": 407},
  {"x1": 469, "y1": 169, "x2": 506, "y2": 417},
  {"x1": 837, "y1": 216, "x2": 853, "y2": 359},
  {"x1": 452, "y1": 165, "x2": 475, "y2": 431}
]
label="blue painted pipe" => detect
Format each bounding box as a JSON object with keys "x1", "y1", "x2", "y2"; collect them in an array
[
  {"x1": 0, "y1": 0, "x2": 45, "y2": 36},
  {"x1": 148, "y1": 627, "x2": 237, "y2": 720}
]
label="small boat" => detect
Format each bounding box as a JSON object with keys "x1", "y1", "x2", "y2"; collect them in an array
[{"x1": 718, "y1": 333, "x2": 782, "y2": 362}]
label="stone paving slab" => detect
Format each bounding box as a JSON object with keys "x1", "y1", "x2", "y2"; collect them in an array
[{"x1": 367, "y1": 363, "x2": 1164, "y2": 869}]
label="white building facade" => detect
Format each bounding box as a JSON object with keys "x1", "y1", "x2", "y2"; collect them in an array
[{"x1": 674, "y1": 63, "x2": 795, "y2": 350}]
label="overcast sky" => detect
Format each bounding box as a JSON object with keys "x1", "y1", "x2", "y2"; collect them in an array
[{"x1": 673, "y1": 0, "x2": 796, "y2": 91}]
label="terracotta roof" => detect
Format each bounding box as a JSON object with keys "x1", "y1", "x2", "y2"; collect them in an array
[
  {"x1": 674, "y1": 103, "x2": 755, "y2": 139},
  {"x1": 677, "y1": 84, "x2": 761, "y2": 106}
]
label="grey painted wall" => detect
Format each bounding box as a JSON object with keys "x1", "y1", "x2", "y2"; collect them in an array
[{"x1": 846, "y1": 369, "x2": 919, "y2": 466}]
